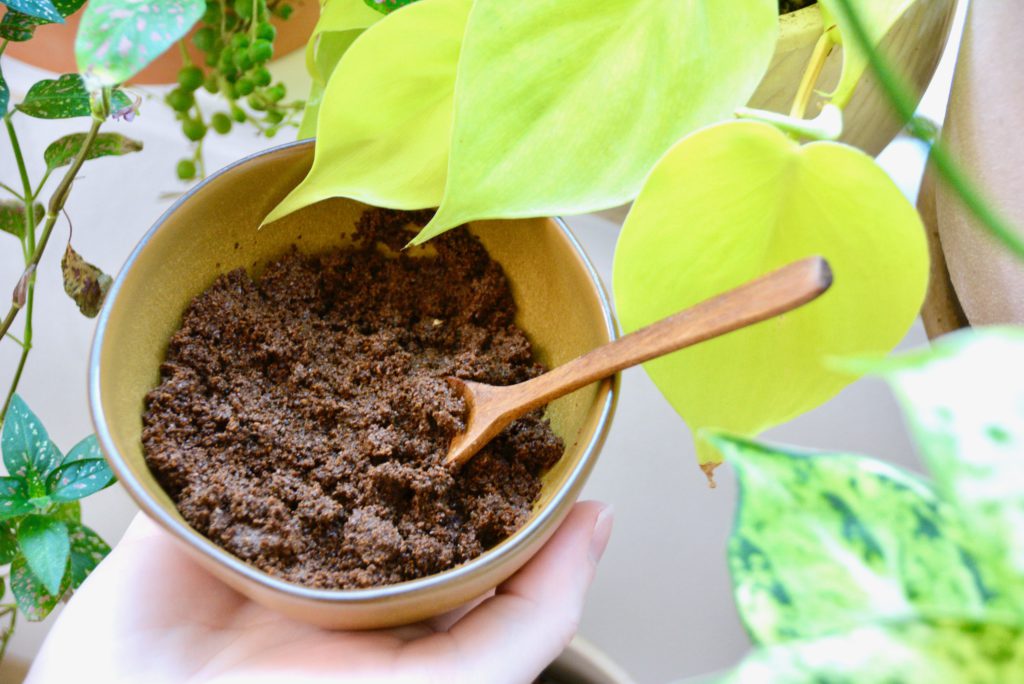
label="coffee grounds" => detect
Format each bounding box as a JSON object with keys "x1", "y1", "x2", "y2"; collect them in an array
[{"x1": 142, "y1": 209, "x2": 564, "y2": 589}]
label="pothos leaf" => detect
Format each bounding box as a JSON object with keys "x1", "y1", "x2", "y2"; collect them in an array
[
  {"x1": 413, "y1": 0, "x2": 778, "y2": 244},
  {"x1": 1, "y1": 0, "x2": 62, "y2": 23},
  {"x1": 0, "y1": 200, "x2": 43, "y2": 240},
  {"x1": 819, "y1": 0, "x2": 915, "y2": 108},
  {"x1": 15, "y1": 74, "x2": 131, "y2": 119},
  {"x1": 363, "y1": 0, "x2": 419, "y2": 15},
  {"x1": 297, "y1": 0, "x2": 383, "y2": 138},
  {"x1": 75, "y1": 0, "x2": 205, "y2": 87},
  {"x1": 0, "y1": 0, "x2": 86, "y2": 42},
  {"x1": 67, "y1": 522, "x2": 110, "y2": 588},
  {"x1": 266, "y1": 0, "x2": 469, "y2": 222},
  {"x1": 0, "y1": 520, "x2": 17, "y2": 564},
  {"x1": 862, "y1": 328, "x2": 1024, "y2": 594},
  {"x1": 17, "y1": 514, "x2": 69, "y2": 596},
  {"x1": 10, "y1": 554, "x2": 64, "y2": 621},
  {"x1": 44, "y1": 131, "x2": 143, "y2": 170},
  {"x1": 612, "y1": 121, "x2": 928, "y2": 474},
  {"x1": 0, "y1": 476, "x2": 33, "y2": 521},
  {"x1": 62, "y1": 243, "x2": 113, "y2": 318},
  {"x1": 47, "y1": 458, "x2": 115, "y2": 502},
  {"x1": 723, "y1": 618, "x2": 1024, "y2": 683},
  {"x1": 2, "y1": 395, "x2": 63, "y2": 482},
  {"x1": 713, "y1": 434, "x2": 1006, "y2": 645}
]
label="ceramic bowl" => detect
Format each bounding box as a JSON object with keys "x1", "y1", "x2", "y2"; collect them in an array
[{"x1": 89, "y1": 140, "x2": 617, "y2": 629}]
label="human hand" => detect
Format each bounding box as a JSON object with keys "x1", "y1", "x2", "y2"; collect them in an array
[{"x1": 25, "y1": 501, "x2": 613, "y2": 684}]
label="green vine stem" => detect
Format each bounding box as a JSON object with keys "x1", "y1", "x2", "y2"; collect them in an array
[
  {"x1": 0, "y1": 116, "x2": 105, "y2": 424},
  {"x1": 0, "y1": 604, "x2": 16, "y2": 664},
  {"x1": 831, "y1": 0, "x2": 1024, "y2": 260},
  {"x1": 790, "y1": 32, "x2": 832, "y2": 118},
  {"x1": 736, "y1": 103, "x2": 843, "y2": 141}
]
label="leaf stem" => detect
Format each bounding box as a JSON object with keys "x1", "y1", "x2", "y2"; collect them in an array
[
  {"x1": 0, "y1": 182, "x2": 22, "y2": 200},
  {"x1": 4, "y1": 116, "x2": 35, "y2": 236},
  {"x1": 790, "y1": 32, "x2": 832, "y2": 119},
  {"x1": 736, "y1": 104, "x2": 843, "y2": 141},
  {"x1": 0, "y1": 118, "x2": 104, "y2": 419},
  {"x1": 830, "y1": 0, "x2": 1024, "y2": 260},
  {"x1": 0, "y1": 604, "x2": 16, "y2": 665}
]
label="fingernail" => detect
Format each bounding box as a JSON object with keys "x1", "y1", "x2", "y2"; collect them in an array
[{"x1": 588, "y1": 505, "x2": 614, "y2": 564}]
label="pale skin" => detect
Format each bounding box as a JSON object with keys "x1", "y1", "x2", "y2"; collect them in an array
[{"x1": 25, "y1": 501, "x2": 613, "y2": 684}]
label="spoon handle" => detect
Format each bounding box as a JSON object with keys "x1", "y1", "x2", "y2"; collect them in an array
[{"x1": 517, "y1": 256, "x2": 832, "y2": 410}]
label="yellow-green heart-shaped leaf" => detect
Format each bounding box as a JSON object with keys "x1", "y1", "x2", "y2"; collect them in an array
[
  {"x1": 267, "y1": 0, "x2": 468, "y2": 223},
  {"x1": 297, "y1": 0, "x2": 384, "y2": 138},
  {"x1": 612, "y1": 120, "x2": 928, "y2": 474},
  {"x1": 819, "y1": 0, "x2": 914, "y2": 108},
  {"x1": 412, "y1": 0, "x2": 778, "y2": 244}
]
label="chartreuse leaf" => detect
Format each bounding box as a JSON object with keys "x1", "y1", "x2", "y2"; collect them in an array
[
  {"x1": 612, "y1": 121, "x2": 927, "y2": 474},
  {"x1": 724, "y1": 618, "x2": 1024, "y2": 683},
  {"x1": 712, "y1": 434, "x2": 1004, "y2": 645},
  {"x1": 3, "y1": 395, "x2": 63, "y2": 482},
  {"x1": 363, "y1": 0, "x2": 419, "y2": 14},
  {"x1": 75, "y1": 0, "x2": 205, "y2": 87},
  {"x1": 16, "y1": 74, "x2": 131, "y2": 119},
  {"x1": 818, "y1": 0, "x2": 914, "y2": 108},
  {"x1": 412, "y1": 0, "x2": 778, "y2": 244},
  {"x1": 860, "y1": 328, "x2": 1024, "y2": 591},
  {"x1": 17, "y1": 514, "x2": 69, "y2": 596},
  {"x1": 0, "y1": 0, "x2": 85, "y2": 42},
  {"x1": 10, "y1": 555, "x2": 64, "y2": 621},
  {"x1": 0, "y1": 477, "x2": 33, "y2": 521},
  {"x1": 2, "y1": 0, "x2": 62, "y2": 23},
  {"x1": 297, "y1": 0, "x2": 383, "y2": 138},
  {"x1": 267, "y1": 0, "x2": 469, "y2": 223},
  {"x1": 44, "y1": 132, "x2": 143, "y2": 170},
  {"x1": 67, "y1": 522, "x2": 110, "y2": 588}
]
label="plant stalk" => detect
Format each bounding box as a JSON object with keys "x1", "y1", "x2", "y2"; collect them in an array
[
  {"x1": 790, "y1": 32, "x2": 832, "y2": 119},
  {"x1": 830, "y1": 0, "x2": 1024, "y2": 260}
]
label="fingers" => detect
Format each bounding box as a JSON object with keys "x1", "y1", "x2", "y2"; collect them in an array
[{"x1": 420, "y1": 501, "x2": 613, "y2": 684}]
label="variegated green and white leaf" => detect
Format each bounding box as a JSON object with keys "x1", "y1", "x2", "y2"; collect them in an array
[
  {"x1": 2, "y1": 395, "x2": 62, "y2": 482},
  {"x1": 713, "y1": 433, "x2": 1005, "y2": 645},
  {"x1": 723, "y1": 618, "x2": 1024, "y2": 683},
  {"x1": 67, "y1": 522, "x2": 110, "y2": 588},
  {"x1": 75, "y1": 0, "x2": 205, "y2": 86},
  {"x1": 10, "y1": 555, "x2": 64, "y2": 621},
  {"x1": 861, "y1": 328, "x2": 1024, "y2": 598},
  {"x1": 16, "y1": 74, "x2": 131, "y2": 118}
]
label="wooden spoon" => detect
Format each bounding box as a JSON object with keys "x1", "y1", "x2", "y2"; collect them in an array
[{"x1": 444, "y1": 256, "x2": 833, "y2": 468}]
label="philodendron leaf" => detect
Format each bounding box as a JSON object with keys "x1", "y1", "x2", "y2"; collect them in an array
[
  {"x1": 75, "y1": 0, "x2": 205, "y2": 87},
  {"x1": 62, "y1": 243, "x2": 112, "y2": 318},
  {"x1": 0, "y1": 477, "x2": 33, "y2": 521},
  {"x1": 713, "y1": 433, "x2": 1003, "y2": 645},
  {"x1": 363, "y1": 0, "x2": 419, "y2": 14},
  {"x1": 864, "y1": 328, "x2": 1024, "y2": 589},
  {"x1": 297, "y1": 0, "x2": 384, "y2": 138},
  {"x1": 44, "y1": 132, "x2": 143, "y2": 170},
  {"x1": 0, "y1": 521, "x2": 17, "y2": 563},
  {"x1": 1, "y1": 0, "x2": 62, "y2": 23},
  {"x1": 3, "y1": 395, "x2": 63, "y2": 482},
  {"x1": 267, "y1": 0, "x2": 469, "y2": 223},
  {"x1": 47, "y1": 459, "x2": 115, "y2": 502},
  {"x1": 10, "y1": 555, "x2": 63, "y2": 620},
  {"x1": 0, "y1": 0, "x2": 86, "y2": 42},
  {"x1": 0, "y1": 200, "x2": 43, "y2": 240},
  {"x1": 17, "y1": 514, "x2": 69, "y2": 595},
  {"x1": 818, "y1": 0, "x2": 914, "y2": 108},
  {"x1": 412, "y1": 0, "x2": 778, "y2": 244},
  {"x1": 612, "y1": 121, "x2": 927, "y2": 474},
  {"x1": 67, "y1": 522, "x2": 110, "y2": 588},
  {"x1": 724, "y1": 618, "x2": 1024, "y2": 683},
  {"x1": 15, "y1": 74, "x2": 131, "y2": 119}
]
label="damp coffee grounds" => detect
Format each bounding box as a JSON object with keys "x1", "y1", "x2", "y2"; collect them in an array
[{"x1": 142, "y1": 209, "x2": 564, "y2": 590}]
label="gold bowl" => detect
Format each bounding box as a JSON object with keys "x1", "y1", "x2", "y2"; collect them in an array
[{"x1": 89, "y1": 140, "x2": 617, "y2": 629}]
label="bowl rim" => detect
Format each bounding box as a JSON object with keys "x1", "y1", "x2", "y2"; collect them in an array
[{"x1": 88, "y1": 139, "x2": 618, "y2": 604}]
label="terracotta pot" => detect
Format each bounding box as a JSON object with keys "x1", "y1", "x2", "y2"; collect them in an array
[
  {"x1": 4, "y1": 0, "x2": 318, "y2": 84},
  {"x1": 750, "y1": 0, "x2": 956, "y2": 156},
  {"x1": 89, "y1": 140, "x2": 618, "y2": 629}
]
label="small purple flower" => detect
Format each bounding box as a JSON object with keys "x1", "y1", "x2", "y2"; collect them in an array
[{"x1": 112, "y1": 95, "x2": 142, "y2": 122}]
